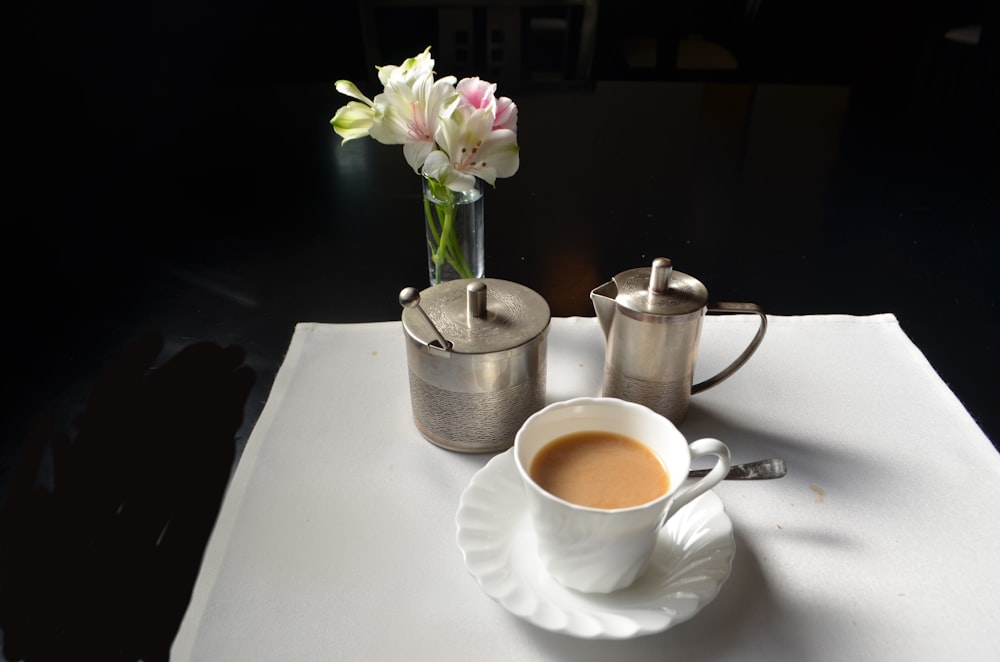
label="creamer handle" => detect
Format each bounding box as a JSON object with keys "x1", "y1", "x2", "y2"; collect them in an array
[{"x1": 691, "y1": 302, "x2": 767, "y2": 394}]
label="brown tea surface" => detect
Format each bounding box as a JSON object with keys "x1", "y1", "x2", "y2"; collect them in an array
[{"x1": 530, "y1": 431, "x2": 669, "y2": 509}]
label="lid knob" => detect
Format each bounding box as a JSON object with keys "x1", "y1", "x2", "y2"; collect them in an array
[
  {"x1": 648, "y1": 257, "x2": 673, "y2": 295},
  {"x1": 466, "y1": 281, "x2": 488, "y2": 322},
  {"x1": 399, "y1": 287, "x2": 451, "y2": 350}
]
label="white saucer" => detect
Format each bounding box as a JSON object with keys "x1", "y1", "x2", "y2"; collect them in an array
[{"x1": 455, "y1": 449, "x2": 735, "y2": 640}]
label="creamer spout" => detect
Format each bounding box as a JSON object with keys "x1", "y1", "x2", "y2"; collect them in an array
[{"x1": 590, "y1": 281, "x2": 618, "y2": 339}]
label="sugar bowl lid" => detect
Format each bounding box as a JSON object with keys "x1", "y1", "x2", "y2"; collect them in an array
[
  {"x1": 612, "y1": 257, "x2": 708, "y2": 316},
  {"x1": 400, "y1": 278, "x2": 551, "y2": 354}
]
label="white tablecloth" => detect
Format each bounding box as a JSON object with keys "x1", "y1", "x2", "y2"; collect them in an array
[{"x1": 172, "y1": 315, "x2": 1000, "y2": 661}]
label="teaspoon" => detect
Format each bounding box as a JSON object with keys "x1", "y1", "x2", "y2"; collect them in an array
[{"x1": 688, "y1": 457, "x2": 786, "y2": 480}]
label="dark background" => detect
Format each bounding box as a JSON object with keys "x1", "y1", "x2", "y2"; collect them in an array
[
  {"x1": 6, "y1": 0, "x2": 994, "y2": 451},
  {"x1": 1, "y1": 0, "x2": 997, "y2": 657}
]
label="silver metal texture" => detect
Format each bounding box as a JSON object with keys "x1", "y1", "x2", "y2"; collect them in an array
[
  {"x1": 401, "y1": 278, "x2": 551, "y2": 453},
  {"x1": 689, "y1": 457, "x2": 787, "y2": 480},
  {"x1": 592, "y1": 258, "x2": 767, "y2": 424}
]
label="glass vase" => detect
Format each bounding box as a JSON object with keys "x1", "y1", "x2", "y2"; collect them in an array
[{"x1": 423, "y1": 174, "x2": 485, "y2": 285}]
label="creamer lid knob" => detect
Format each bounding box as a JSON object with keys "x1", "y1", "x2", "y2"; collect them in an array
[{"x1": 613, "y1": 257, "x2": 708, "y2": 316}]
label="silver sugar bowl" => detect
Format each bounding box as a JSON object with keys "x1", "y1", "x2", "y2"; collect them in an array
[{"x1": 399, "y1": 278, "x2": 551, "y2": 453}]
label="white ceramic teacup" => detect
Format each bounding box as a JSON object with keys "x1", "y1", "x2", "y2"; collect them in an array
[{"x1": 514, "y1": 397, "x2": 730, "y2": 593}]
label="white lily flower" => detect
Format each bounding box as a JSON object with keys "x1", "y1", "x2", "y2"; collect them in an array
[
  {"x1": 369, "y1": 71, "x2": 459, "y2": 173},
  {"x1": 329, "y1": 47, "x2": 438, "y2": 148},
  {"x1": 330, "y1": 101, "x2": 376, "y2": 142},
  {"x1": 334, "y1": 79, "x2": 374, "y2": 106},
  {"x1": 428, "y1": 105, "x2": 519, "y2": 190},
  {"x1": 377, "y1": 46, "x2": 435, "y2": 87}
]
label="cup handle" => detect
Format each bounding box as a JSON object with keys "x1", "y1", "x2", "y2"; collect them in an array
[
  {"x1": 691, "y1": 302, "x2": 767, "y2": 394},
  {"x1": 664, "y1": 438, "x2": 731, "y2": 521}
]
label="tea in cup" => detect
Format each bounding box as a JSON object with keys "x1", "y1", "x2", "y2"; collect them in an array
[{"x1": 514, "y1": 397, "x2": 730, "y2": 593}]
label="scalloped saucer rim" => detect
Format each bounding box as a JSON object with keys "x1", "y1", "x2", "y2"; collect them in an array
[{"x1": 455, "y1": 449, "x2": 735, "y2": 640}]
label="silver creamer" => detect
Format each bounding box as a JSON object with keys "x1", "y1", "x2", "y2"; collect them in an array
[{"x1": 591, "y1": 258, "x2": 767, "y2": 424}]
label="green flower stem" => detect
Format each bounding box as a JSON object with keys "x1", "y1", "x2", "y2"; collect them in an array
[
  {"x1": 423, "y1": 195, "x2": 446, "y2": 283},
  {"x1": 439, "y1": 206, "x2": 473, "y2": 277},
  {"x1": 434, "y1": 200, "x2": 456, "y2": 271},
  {"x1": 424, "y1": 178, "x2": 475, "y2": 284}
]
